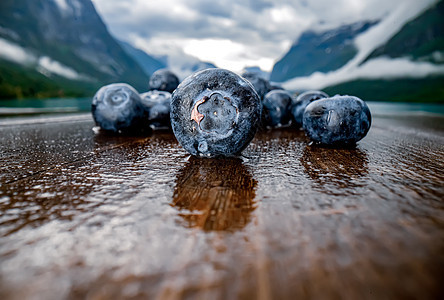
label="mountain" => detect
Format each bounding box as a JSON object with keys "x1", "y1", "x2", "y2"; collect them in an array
[
  {"x1": 270, "y1": 21, "x2": 378, "y2": 82},
  {"x1": 323, "y1": 1, "x2": 444, "y2": 102},
  {"x1": 0, "y1": 0, "x2": 150, "y2": 99},
  {"x1": 277, "y1": 1, "x2": 444, "y2": 102},
  {"x1": 119, "y1": 40, "x2": 166, "y2": 77},
  {"x1": 119, "y1": 39, "x2": 217, "y2": 81},
  {"x1": 363, "y1": 0, "x2": 444, "y2": 64},
  {"x1": 163, "y1": 51, "x2": 217, "y2": 80}
]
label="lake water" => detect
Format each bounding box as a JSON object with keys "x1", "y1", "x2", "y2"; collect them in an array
[
  {"x1": 0, "y1": 97, "x2": 91, "y2": 116},
  {"x1": 0, "y1": 97, "x2": 443, "y2": 118}
]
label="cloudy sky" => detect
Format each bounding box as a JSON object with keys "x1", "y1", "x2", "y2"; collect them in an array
[{"x1": 92, "y1": 0, "x2": 433, "y2": 74}]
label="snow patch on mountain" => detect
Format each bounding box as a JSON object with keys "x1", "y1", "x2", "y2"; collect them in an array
[
  {"x1": 37, "y1": 56, "x2": 84, "y2": 80},
  {"x1": 0, "y1": 38, "x2": 91, "y2": 81},
  {"x1": 0, "y1": 38, "x2": 36, "y2": 65},
  {"x1": 53, "y1": 0, "x2": 83, "y2": 18}
]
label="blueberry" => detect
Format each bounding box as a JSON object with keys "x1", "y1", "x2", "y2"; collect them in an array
[
  {"x1": 140, "y1": 90, "x2": 171, "y2": 107},
  {"x1": 268, "y1": 83, "x2": 284, "y2": 91},
  {"x1": 149, "y1": 69, "x2": 180, "y2": 93},
  {"x1": 241, "y1": 72, "x2": 271, "y2": 100},
  {"x1": 291, "y1": 90, "x2": 328, "y2": 127},
  {"x1": 140, "y1": 90, "x2": 172, "y2": 129},
  {"x1": 170, "y1": 68, "x2": 262, "y2": 157},
  {"x1": 262, "y1": 90, "x2": 293, "y2": 128},
  {"x1": 91, "y1": 83, "x2": 147, "y2": 133},
  {"x1": 302, "y1": 95, "x2": 371, "y2": 146}
]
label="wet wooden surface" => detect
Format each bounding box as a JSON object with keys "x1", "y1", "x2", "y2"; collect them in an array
[{"x1": 0, "y1": 112, "x2": 443, "y2": 299}]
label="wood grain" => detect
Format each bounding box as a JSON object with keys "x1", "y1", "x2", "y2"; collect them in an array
[{"x1": 0, "y1": 112, "x2": 443, "y2": 300}]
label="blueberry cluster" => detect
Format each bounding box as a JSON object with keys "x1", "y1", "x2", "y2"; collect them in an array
[
  {"x1": 240, "y1": 75, "x2": 371, "y2": 147},
  {"x1": 91, "y1": 69, "x2": 179, "y2": 133},
  {"x1": 92, "y1": 67, "x2": 371, "y2": 155}
]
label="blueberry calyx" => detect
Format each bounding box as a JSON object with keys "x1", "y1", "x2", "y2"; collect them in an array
[
  {"x1": 108, "y1": 90, "x2": 129, "y2": 106},
  {"x1": 191, "y1": 92, "x2": 239, "y2": 137}
]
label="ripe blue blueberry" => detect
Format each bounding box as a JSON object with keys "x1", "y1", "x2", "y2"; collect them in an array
[
  {"x1": 302, "y1": 95, "x2": 371, "y2": 146},
  {"x1": 262, "y1": 90, "x2": 293, "y2": 128},
  {"x1": 171, "y1": 68, "x2": 262, "y2": 157},
  {"x1": 140, "y1": 90, "x2": 172, "y2": 129},
  {"x1": 241, "y1": 72, "x2": 271, "y2": 100},
  {"x1": 149, "y1": 69, "x2": 180, "y2": 93},
  {"x1": 291, "y1": 90, "x2": 328, "y2": 127},
  {"x1": 91, "y1": 83, "x2": 146, "y2": 133}
]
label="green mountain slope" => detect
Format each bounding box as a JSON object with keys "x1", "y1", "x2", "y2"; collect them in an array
[
  {"x1": 270, "y1": 21, "x2": 377, "y2": 82},
  {"x1": 0, "y1": 59, "x2": 99, "y2": 99},
  {"x1": 0, "y1": 0, "x2": 149, "y2": 99},
  {"x1": 364, "y1": 1, "x2": 444, "y2": 64},
  {"x1": 119, "y1": 40, "x2": 166, "y2": 78}
]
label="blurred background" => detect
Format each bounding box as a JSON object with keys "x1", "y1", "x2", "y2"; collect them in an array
[{"x1": 0, "y1": 0, "x2": 443, "y2": 115}]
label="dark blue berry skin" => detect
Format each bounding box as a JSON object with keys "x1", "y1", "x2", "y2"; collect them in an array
[
  {"x1": 149, "y1": 69, "x2": 180, "y2": 93},
  {"x1": 91, "y1": 83, "x2": 146, "y2": 133},
  {"x1": 268, "y1": 83, "x2": 284, "y2": 91},
  {"x1": 241, "y1": 72, "x2": 271, "y2": 100},
  {"x1": 291, "y1": 90, "x2": 328, "y2": 127},
  {"x1": 302, "y1": 95, "x2": 372, "y2": 146},
  {"x1": 171, "y1": 68, "x2": 262, "y2": 157},
  {"x1": 262, "y1": 90, "x2": 293, "y2": 128},
  {"x1": 140, "y1": 90, "x2": 172, "y2": 129}
]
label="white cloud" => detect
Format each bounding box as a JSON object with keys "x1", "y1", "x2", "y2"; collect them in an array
[
  {"x1": 183, "y1": 39, "x2": 243, "y2": 63},
  {"x1": 0, "y1": 38, "x2": 93, "y2": 81},
  {"x1": 37, "y1": 56, "x2": 93, "y2": 81},
  {"x1": 37, "y1": 56, "x2": 81, "y2": 80},
  {"x1": 53, "y1": 0, "x2": 69, "y2": 12},
  {"x1": 92, "y1": 0, "x2": 438, "y2": 73},
  {"x1": 0, "y1": 38, "x2": 37, "y2": 65},
  {"x1": 183, "y1": 39, "x2": 275, "y2": 71},
  {"x1": 269, "y1": 6, "x2": 296, "y2": 23},
  {"x1": 90, "y1": 0, "x2": 311, "y2": 72},
  {"x1": 282, "y1": 57, "x2": 444, "y2": 91}
]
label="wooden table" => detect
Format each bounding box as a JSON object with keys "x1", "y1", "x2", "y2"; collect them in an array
[{"x1": 0, "y1": 111, "x2": 443, "y2": 299}]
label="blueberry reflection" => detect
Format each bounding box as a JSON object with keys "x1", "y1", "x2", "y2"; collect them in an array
[
  {"x1": 301, "y1": 145, "x2": 369, "y2": 191},
  {"x1": 172, "y1": 157, "x2": 257, "y2": 231}
]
